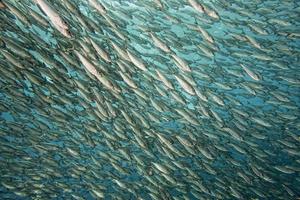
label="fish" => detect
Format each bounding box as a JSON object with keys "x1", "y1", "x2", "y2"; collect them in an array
[
  {"x1": 0, "y1": 0, "x2": 299, "y2": 199},
  {"x1": 187, "y1": 0, "x2": 204, "y2": 13},
  {"x1": 88, "y1": 0, "x2": 106, "y2": 15},
  {"x1": 150, "y1": 32, "x2": 171, "y2": 53},
  {"x1": 241, "y1": 64, "x2": 261, "y2": 81},
  {"x1": 35, "y1": 0, "x2": 71, "y2": 38}
]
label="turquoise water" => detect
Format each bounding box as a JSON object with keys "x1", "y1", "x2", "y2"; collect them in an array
[{"x1": 0, "y1": 0, "x2": 299, "y2": 199}]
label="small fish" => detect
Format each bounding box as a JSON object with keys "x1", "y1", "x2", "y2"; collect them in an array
[
  {"x1": 35, "y1": 0, "x2": 71, "y2": 38},
  {"x1": 241, "y1": 64, "x2": 261, "y2": 81}
]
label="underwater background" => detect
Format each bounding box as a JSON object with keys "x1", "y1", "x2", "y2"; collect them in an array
[{"x1": 0, "y1": 0, "x2": 299, "y2": 199}]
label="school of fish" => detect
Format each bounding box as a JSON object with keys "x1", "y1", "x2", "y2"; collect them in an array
[{"x1": 0, "y1": 0, "x2": 299, "y2": 199}]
